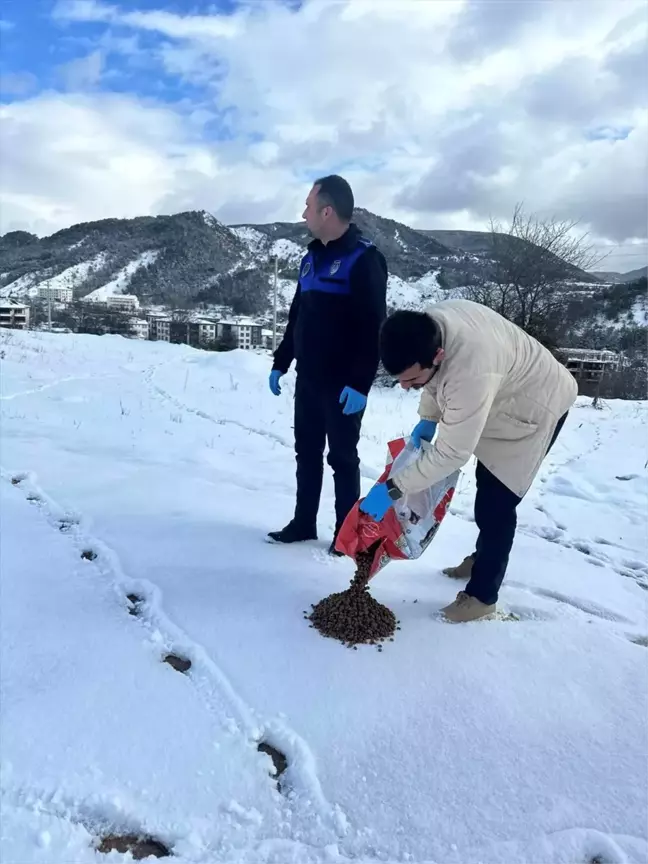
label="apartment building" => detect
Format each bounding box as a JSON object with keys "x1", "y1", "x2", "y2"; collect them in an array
[
  {"x1": 131, "y1": 319, "x2": 150, "y2": 340},
  {"x1": 38, "y1": 285, "x2": 73, "y2": 303},
  {"x1": 142, "y1": 311, "x2": 280, "y2": 351},
  {"x1": 0, "y1": 300, "x2": 30, "y2": 330},
  {"x1": 563, "y1": 348, "x2": 622, "y2": 384},
  {"x1": 217, "y1": 319, "x2": 263, "y2": 350},
  {"x1": 107, "y1": 294, "x2": 140, "y2": 312},
  {"x1": 197, "y1": 320, "x2": 218, "y2": 345},
  {"x1": 148, "y1": 315, "x2": 171, "y2": 341}
]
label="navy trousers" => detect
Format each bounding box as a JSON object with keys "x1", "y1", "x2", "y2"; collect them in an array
[
  {"x1": 465, "y1": 413, "x2": 568, "y2": 605},
  {"x1": 293, "y1": 375, "x2": 363, "y2": 533}
]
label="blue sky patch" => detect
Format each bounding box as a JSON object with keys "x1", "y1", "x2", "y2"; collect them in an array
[
  {"x1": 0, "y1": 0, "x2": 251, "y2": 141},
  {"x1": 585, "y1": 125, "x2": 633, "y2": 142}
]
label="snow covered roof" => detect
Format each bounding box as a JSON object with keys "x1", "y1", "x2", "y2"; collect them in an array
[
  {"x1": 219, "y1": 318, "x2": 262, "y2": 327},
  {"x1": 0, "y1": 299, "x2": 29, "y2": 308},
  {"x1": 563, "y1": 348, "x2": 619, "y2": 360}
]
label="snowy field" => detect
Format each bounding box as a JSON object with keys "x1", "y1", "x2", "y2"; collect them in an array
[{"x1": 1, "y1": 329, "x2": 647, "y2": 864}]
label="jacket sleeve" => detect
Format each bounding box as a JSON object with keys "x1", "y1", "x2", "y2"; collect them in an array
[
  {"x1": 393, "y1": 373, "x2": 502, "y2": 494},
  {"x1": 418, "y1": 389, "x2": 441, "y2": 421},
  {"x1": 346, "y1": 248, "x2": 388, "y2": 395},
  {"x1": 272, "y1": 283, "x2": 301, "y2": 374}
]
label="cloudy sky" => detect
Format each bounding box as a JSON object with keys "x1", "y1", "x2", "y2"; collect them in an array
[{"x1": 1, "y1": 0, "x2": 646, "y2": 272}]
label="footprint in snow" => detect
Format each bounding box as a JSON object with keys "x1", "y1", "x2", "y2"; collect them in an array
[
  {"x1": 526, "y1": 588, "x2": 630, "y2": 623},
  {"x1": 97, "y1": 834, "x2": 170, "y2": 859},
  {"x1": 126, "y1": 594, "x2": 145, "y2": 616},
  {"x1": 257, "y1": 741, "x2": 289, "y2": 793},
  {"x1": 163, "y1": 653, "x2": 192, "y2": 674}
]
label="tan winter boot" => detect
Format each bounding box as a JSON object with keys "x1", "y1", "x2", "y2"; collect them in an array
[
  {"x1": 442, "y1": 555, "x2": 474, "y2": 580},
  {"x1": 441, "y1": 591, "x2": 496, "y2": 623}
]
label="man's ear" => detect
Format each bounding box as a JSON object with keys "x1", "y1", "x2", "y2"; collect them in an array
[{"x1": 433, "y1": 348, "x2": 445, "y2": 366}]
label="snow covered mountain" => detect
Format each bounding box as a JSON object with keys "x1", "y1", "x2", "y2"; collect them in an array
[
  {"x1": 0, "y1": 209, "x2": 634, "y2": 325},
  {"x1": 0, "y1": 212, "x2": 253, "y2": 311},
  {"x1": 592, "y1": 265, "x2": 648, "y2": 284},
  {"x1": 1, "y1": 328, "x2": 647, "y2": 864},
  {"x1": 0, "y1": 209, "x2": 456, "y2": 316}
]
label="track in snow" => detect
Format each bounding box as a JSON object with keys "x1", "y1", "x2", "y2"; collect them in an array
[{"x1": 2, "y1": 469, "x2": 352, "y2": 854}]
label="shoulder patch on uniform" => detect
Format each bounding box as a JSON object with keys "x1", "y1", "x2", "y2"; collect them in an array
[{"x1": 301, "y1": 261, "x2": 311, "y2": 277}]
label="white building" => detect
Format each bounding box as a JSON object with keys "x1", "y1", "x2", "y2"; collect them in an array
[
  {"x1": 130, "y1": 318, "x2": 150, "y2": 340},
  {"x1": 562, "y1": 348, "x2": 622, "y2": 384},
  {"x1": 261, "y1": 325, "x2": 285, "y2": 350},
  {"x1": 0, "y1": 300, "x2": 30, "y2": 330},
  {"x1": 262, "y1": 328, "x2": 273, "y2": 350},
  {"x1": 197, "y1": 320, "x2": 218, "y2": 345},
  {"x1": 217, "y1": 318, "x2": 263, "y2": 350},
  {"x1": 107, "y1": 294, "x2": 140, "y2": 312},
  {"x1": 148, "y1": 315, "x2": 171, "y2": 341},
  {"x1": 38, "y1": 285, "x2": 73, "y2": 303}
]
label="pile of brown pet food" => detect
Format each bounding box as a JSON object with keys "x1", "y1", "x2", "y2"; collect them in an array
[{"x1": 306, "y1": 547, "x2": 398, "y2": 649}]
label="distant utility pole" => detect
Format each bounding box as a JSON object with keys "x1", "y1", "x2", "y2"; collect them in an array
[
  {"x1": 47, "y1": 293, "x2": 52, "y2": 332},
  {"x1": 272, "y1": 255, "x2": 278, "y2": 352}
]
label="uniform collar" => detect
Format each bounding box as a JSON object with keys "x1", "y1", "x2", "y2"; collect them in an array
[{"x1": 307, "y1": 223, "x2": 361, "y2": 253}]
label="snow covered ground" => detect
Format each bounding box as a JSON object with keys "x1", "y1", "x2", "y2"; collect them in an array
[
  {"x1": 1, "y1": 330, "x2": 647, "y2": 864},
  {"x1": 0, "y1": 256, "x2": 108, "y2": 301},
  {"x1": 230, "y1": 227, "x2": 304, "y2": 269},
  {"x1": 84, "y1": 252, "x2": 159, "y2": 302},
  {"x1": 0, "y1": 272, "x2": 38, "y2": 299},
  {"x1": 387, "y1": 272, "x2": 445, "y2": 310}
]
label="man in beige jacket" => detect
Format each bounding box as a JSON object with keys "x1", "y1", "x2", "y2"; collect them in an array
[{"x1": 361, "y1": 299, "x2": 578, "y2": 623}]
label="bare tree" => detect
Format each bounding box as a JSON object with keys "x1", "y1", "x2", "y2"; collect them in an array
[{"x1": 466, "y1": 204, "x2": 604, "y2": 347}]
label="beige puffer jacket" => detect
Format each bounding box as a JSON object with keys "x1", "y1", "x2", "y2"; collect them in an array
[{"x1": 392, "y1": 299, "x2": 578, "y2": 498}]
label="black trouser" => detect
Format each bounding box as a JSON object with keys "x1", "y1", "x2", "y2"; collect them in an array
[
  {"x1": 465, "y1": 413, "x2": 568, "y2": 606},
  {"x1": 293, "y1": 375, "x2": 363, "y2": 533}
]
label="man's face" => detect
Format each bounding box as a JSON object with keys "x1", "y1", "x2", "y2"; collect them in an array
[
  {"x1": 396, "y1": 363, "x2": 436, "y2": 390},
  {"x1": 302, "y1": 185, "x2": 330, "y2": 238}
]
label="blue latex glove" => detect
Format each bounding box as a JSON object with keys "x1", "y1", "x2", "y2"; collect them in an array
[
  {"x1": 269, "y1": 370, "x2": 283, "y2": 396},
  {"x1": 339, "y1": 386, "x2": 367, "y2": 415},
  {"x1": 359, "y1": 482, "x2": 392, "y2": 522},
  {"x1": 411, "y1": 419, "x2": 437, "y2": 448}
]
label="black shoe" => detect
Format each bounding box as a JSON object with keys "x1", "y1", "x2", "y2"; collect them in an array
[
  {"x1": 267, "y1": 521, "x2": 317, "y2": 544},
  {"x1": 328, "y1": 541, "x2": 344, "y2": 558},
  {"x1": 328, "y1": 525, "x2": 344, "y2": 557}
]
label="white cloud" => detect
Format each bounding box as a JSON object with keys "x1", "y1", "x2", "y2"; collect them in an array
[
  {"x1": 3, "y1": 0, "x2": 646, "y2": 272},
  {"x1": 54, "y1": 0, "x2": 241, "y2": 38},
  {"x1": 57, "y1": 50, "x2": 104, "y2": 90},
  {"x1": 0, "y1": 92, "x2": 300, "y2": 236}
]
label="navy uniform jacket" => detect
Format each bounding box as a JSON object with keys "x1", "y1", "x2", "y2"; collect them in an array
[{"x1": 272, "y1": 224, "x2": 388, "y2": 395}]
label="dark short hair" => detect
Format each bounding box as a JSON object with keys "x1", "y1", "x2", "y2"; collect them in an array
[
  {"x1": 313, "y1": 175, "x2": 354, "y2": 222},
  {"x1": 380, "y1": 310, "x2": 443, "y2": 375}
]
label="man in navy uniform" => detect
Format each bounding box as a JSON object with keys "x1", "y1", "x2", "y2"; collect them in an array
[{"x1": 268, "y1": 176, "x2": 388, "y2": 554}]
